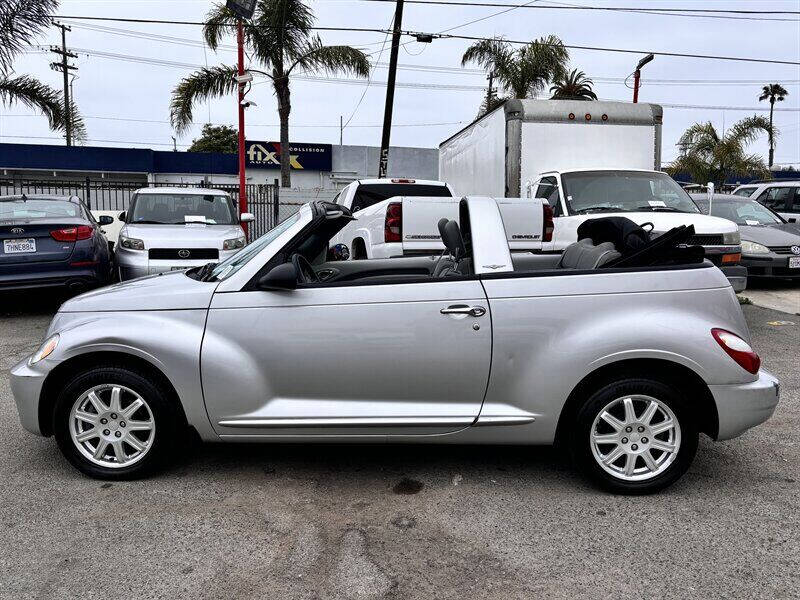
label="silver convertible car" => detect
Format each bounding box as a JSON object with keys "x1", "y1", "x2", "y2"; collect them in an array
[{"x1": 11, "y1": 198, "x2": 779, "y2": 494}]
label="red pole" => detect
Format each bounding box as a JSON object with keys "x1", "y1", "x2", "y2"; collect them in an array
[
  {"x1": 236, "y1": 18, "x2": 248, "y2": 236},
  {"x1": 632, "y1": 69, "x2": 641, "y2": 103}
]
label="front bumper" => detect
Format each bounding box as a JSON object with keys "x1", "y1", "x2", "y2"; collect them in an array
[
  {"x1": 741, "y1": 254, "x2": 800, "y2": 279},
  {"x1": 710, "y1": 368, "x2": 780, "y2": 441},
  {"x1": 9, "y1": 356, "x2": 53, "y2": 436},
  {"x1": 116, "y1": 248, "x2": 238, "y2": 280},
  {"x1": 719, "y1": 265, "x2": 748, "y2": 293}
]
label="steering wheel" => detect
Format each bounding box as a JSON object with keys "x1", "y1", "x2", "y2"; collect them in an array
[{"x1": 291, "y1": 253, "x2": 319, "y2": 284}]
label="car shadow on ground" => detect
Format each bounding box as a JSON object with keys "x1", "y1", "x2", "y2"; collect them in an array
[{"x1": 0, "y1": 291, "x2": 70, "y2": 317}]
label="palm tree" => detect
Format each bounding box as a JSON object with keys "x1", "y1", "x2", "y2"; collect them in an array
[
  {"x1": 171, "y1": 0, "x2": 370, "y2": 187},
  {"x1": 550, "y1": 69, "x2": 597, "y2": 101},
  {"x1": 758, "y1": 83, "x2": 788, "y2": 168},
  {"x1": 667, "y1": 116, "x2": 773, "y2": 189},
  {"x1": 0, "y1": 0, "x2": 85, "y2": 139},
  {"x1": 462, "y1": 35, "x2": 569, "y2": 115}
]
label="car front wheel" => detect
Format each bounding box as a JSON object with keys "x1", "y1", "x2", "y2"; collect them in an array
[
  {"x1": 53, "y1": 366, "x2": 177, "y2": 479},
  {"x1": 571, "y1": 378, "x2": 698, "y2": 495}
]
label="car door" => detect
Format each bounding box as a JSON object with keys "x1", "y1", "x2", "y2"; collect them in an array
[{"x1": 201, "y1": 278, "x2": 491, "y2": 438}]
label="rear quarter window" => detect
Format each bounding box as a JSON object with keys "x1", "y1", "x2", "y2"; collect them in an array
[{"x1": 351, "y1": 184, "x2": 452, "y2": 212}]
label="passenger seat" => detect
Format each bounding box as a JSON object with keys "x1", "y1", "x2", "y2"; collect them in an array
[{"x1": 558, "y1": 239, "x2": 621, "y2": 270}]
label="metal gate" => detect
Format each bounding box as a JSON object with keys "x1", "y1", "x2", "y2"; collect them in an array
[{"x1": 0, "y1": 177, "x2": 290, "y2": 240}]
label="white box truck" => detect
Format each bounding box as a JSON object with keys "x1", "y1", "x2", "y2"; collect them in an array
[
  {"x1": 439, "y1": 100, "x2": 747, "y2": 291},
  {"x1": 439, "y1": 99, "x2": 662, "y2": 198}
]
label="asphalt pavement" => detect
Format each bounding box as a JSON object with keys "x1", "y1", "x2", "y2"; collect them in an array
[{"x1": 0, "y1": 298, "x2": 798, "y2": 599}]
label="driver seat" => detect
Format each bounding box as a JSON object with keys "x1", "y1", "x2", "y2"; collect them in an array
[{"x1": 434, "y1": 220, "x2": 471, "y2": 277}]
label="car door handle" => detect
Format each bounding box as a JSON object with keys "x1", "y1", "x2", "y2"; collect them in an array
[{"x1": 440, "y1": 305, "x2": 486, "y2": 317}]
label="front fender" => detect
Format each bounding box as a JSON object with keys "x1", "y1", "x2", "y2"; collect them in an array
[{"x1": 42, "y1": 310, "x2": 217, "y2": 441}]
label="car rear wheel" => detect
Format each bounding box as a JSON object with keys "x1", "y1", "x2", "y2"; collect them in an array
[
  {"x1": 570, "y1": 378, "x2": 698, "y2": 495},
  {"x1": 53, "y1": 366, "x2": 177, "y2": 479}
]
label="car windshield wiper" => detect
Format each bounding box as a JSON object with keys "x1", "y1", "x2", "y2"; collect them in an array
[
  {"x1": 573, "y1": 207, "x2": 624, "y2": 215},
  {"x1": 131, "y1": 220, "x2": 169, "y2": 224},
  {"x1": 197, "y1": 262, "x2": 218, "y2": 282},
  {"x1": 635, "y1": 206, "x2": 683, "y2": 213}
]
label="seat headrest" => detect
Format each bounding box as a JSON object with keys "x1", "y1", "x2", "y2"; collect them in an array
[
  {"x1": 442, "y1": 220, "x2": 467, "y2": 260},
  {"x1": 576, "y1": 217, "x2": 650, "y2": 255},
  {"x1": 437, "y1": 218, "x2": 449, "y2": 242}
]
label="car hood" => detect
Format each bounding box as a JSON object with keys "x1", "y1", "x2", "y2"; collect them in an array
[
  {"x1": 121, "y1": 223, "x2": 243, "y2": 247},
  {"x1": 738, "y1": 224, "x2": 800, "y2": 246},
  {"x1": 60, "y1": 270, "x2": 216, "y2": 312},
  {"x1": 614, "y1": 212, "x2": 738, "y2": 234}
]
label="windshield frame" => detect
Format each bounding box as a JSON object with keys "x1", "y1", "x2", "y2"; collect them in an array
[
  {"x1": 128, "y1": 191, "x2": 236, "y2": 225},
  {"x1": 213, "y1": 204, "x2": 313, "y2": 291},
  {"x1": 560, "y1": 170, "x2": 701, "y2": 215}
]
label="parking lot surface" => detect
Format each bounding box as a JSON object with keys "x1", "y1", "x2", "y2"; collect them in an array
[{"x1": 1, "y1": 296, "x2": 798, "y2": 599}]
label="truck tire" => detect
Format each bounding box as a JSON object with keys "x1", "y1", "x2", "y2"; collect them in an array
[
  {"x1": 570, "y1": 378, "x2": 698, "y2": 495},
  {"x1": 52, "y1": 365, "x2": 178, "y2": 480}
]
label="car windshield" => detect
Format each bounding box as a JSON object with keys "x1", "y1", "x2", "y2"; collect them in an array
[
  {"x1": 732, "y1": 187, "x2": 756, "y2": 197},
  {"x1": 130, "y1": 193, "x2": 234, "y2": 225},
  {"x1": 696, "y1": 198, "x2": 783, "y2": 226},
  {"x1": 0, "y1": 199, "x2": 81, "y2": 220},
  {"x1": 209, "y1": 212, "x2": 302, "y2": 281},
  {"x1": 561, "y1": 171, "x2": 700, "y2": 215}
]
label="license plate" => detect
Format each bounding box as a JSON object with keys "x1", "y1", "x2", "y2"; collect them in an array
[
  {"x1": 789, "y1": 257, "x2": 800, "y2": 269},
  {"x1": 3, "y1": 238, "x2": 36, "y2": 254}
]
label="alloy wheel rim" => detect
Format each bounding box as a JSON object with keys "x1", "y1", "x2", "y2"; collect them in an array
[
  {"x1": 589, "y1": 394, "x2": 681, "y2": 482},
  {"x1": 69, "y1": 384, "x2": 155, "y2": 468}
]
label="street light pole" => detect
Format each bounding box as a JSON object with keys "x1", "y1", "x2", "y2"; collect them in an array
[
  {"x1": 632, "y1": 53, "x2": 654, "y2": 104},
  {"x1": 378, "y1": 0, "x2": 405, "y2": 179},
  {"x1": 236, "y1": 18, "x2": 248, "y2": 236}
]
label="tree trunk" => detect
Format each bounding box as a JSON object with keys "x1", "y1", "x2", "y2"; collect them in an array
[
  {"x1": 768, "y1": 97, "x2": 775, "y2": 169},
  {"x1": 275, "y1": 78, "x2": 292, "y2": 187}
]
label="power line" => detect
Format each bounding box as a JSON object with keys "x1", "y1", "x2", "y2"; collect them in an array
[
  {"x1": 353, "y1": 0, "x2": 800, "y2": 22},
  {"x1": 351, "y1": 0, "x2": 800, "y2": 14},
  {"x1": 52, "y1": 14, "x2": 800, "y2": 65}
]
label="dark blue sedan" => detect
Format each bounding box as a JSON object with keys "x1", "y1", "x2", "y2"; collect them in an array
[{"x1": 1, "y1": 194, "x2": 113, "y2": 293}]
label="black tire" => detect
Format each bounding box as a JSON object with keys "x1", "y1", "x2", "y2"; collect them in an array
[
  {"x1": 569, "y1": 378, "x2": 698, "y2": 495},
  {"x1": 53, "y1": 365, "x2": 178, "y2": 480}
]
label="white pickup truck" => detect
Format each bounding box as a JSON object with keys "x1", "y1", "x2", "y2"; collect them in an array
[
  {"x1": 331, "y1": 178, "x2": 550, "y2": 258},
  {"x1": 529, "y1": 168, "x2": 747, "y2": 291}
]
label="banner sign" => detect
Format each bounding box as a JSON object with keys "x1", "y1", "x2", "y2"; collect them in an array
[{"x1": 245, "y1": 141, "x2": 332, "y2": 171}]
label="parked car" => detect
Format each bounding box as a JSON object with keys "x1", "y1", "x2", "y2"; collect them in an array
[
  {"x1": 731, "y1": 181, "x2": 800, "y2": 223},
  {"x1": 11, "y1": 198, "x2": 779, "y2": 494},
  {"x1": 115, "y1": 187, "x2": 254, "y2": 280},
  {"x1": 692, "y1": 193, "x2": 800, "y2": 280},
  {"x1": 1, "y1": 194, "x2": 113, "y2": 293},
  {"x1": 528, "y1": 169, "x2": 747, "y2": 291},
  {"x1": 332, "y1": 193, "x2": 551, "y2": 259}
]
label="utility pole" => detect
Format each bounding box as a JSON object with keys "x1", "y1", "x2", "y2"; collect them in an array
[
  {"x1": 378, "y1": 0, "x2": 404, "y2": 179},
  {"x1": 236, "y1": 18, "x2": 248, "y2": 235},
  {"x1": 50, "y1": 22, "x2": 78, "y2": 146}
]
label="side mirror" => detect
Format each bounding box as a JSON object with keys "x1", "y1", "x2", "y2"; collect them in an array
[
  {"x1": 118, "y1": 211, "x2": 126, "y2": 221},
  {"x1": 240, "y1": 212, "x2": 255, "y2": 223},
  {"x1": 98, "y1": 215, "x2": 114, "y2": 225},
  {"x1": 256, "y1": 262, "x2": 297, "y2": 291},
  {"x1": 327, "y1": 243, "x2": 350, "y2": 261}
]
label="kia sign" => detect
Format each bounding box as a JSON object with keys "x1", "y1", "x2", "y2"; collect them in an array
[
  {"x1": 245, "y1": 141, "x2": 333, "y2": 171},
  {"x1": 226, "y1": 0, "x2": 257, "y2": 19}
]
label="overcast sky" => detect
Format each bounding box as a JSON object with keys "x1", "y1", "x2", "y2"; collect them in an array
[{"x1": 2, "y1": 0, "x2": 799, "y2": 167}]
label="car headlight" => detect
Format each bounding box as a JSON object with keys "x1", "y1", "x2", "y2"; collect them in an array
[
  {"x1": 120, "y1": 235, "x2": 145, "y2": 250},
  {"x1": 29, "y1": 334, "x2": 59, "y2": 365},
  {"x1": 741, "y1": 240, "x2": 769, "y2": 254},
  {"x1": 223, "y1": 236, "x2": 246, "y2": 251},
  {"x1": 723, "y1": 231, "x2": 740, "y2": 245}
]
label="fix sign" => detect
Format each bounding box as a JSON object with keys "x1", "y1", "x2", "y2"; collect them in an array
[{"x1": 245, "y1": 141, "x2": 332, "y2": 171}]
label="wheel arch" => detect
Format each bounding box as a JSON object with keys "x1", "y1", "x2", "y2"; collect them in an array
[
  {"x1": 39, "y1": 351, "x2": 188, "y2": 437},
  {"x1": 351, "y1": 237, "x2": 368, "y2": 259},
  {"x1": 554, "y1": 358, "x2": 718, "y2": 446}
]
